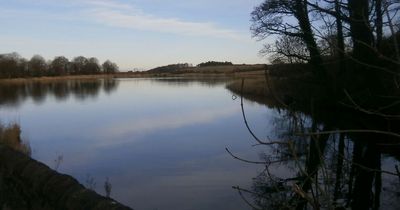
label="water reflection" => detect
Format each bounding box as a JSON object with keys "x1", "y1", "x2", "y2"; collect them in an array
[
  {"x1": 150, "y1": 77, "x2": 232, "y2": 87},
  {"x1": 3, "y1": 77, "x2": 397, "y2": 209},
  {"x1": 95, "y1": 106, "x2": 239, "y2": 147},
  {"x1": 0, "y1": 78, "x2": 268, "y2": 210},
  {"x1": 0, "y1": 79, "x2": 119, "y2": 107},
  {"x1": 230, "y1": 95, "x2": 400, "y2": 210}
]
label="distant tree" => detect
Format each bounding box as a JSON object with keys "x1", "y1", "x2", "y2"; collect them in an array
[
  {"x1": 17, "y1": 58, "x2": 29, "y2": 77},
  {"x1": 86, "y1": 57, "x2": 101, "y2": 74},
  {"x1": 102, "y1": 60, "x2": 119, "y2": 74},
  {"x1": 0, "y1": 52, "x2": 120, "y2": 78},
  {"x1": 0, "y1": 52, "x2": 22, "y2": 78},
  {"x1": 148, "y1": 63, "x2": 190, "y2": 73},
  {"x1": 71, "y1": 56, "x2": 88, "y2": 75},
  {"x1": 50, "y1": 56, "x2": 69, "y2": 76},
  {"x1": 29, "y1": 55, "x2": 47, "y2": 77},
  {"x1": 197, "y1": 61, "x2": 233, "y2": 67}
]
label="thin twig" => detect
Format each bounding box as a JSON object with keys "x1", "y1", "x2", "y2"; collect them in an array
[
  {"x1": 343, "y1": 90, "x2": 400, "y2": 119},
  {"x1": 226, "y1": 148, "x2": 288, "y2": 165},
  {"x1": 232, "y1": 186, "x2": 262, "y2": 210},
  {"x1": 240, "y1": 79, "x2": 268, "y2": 145}
]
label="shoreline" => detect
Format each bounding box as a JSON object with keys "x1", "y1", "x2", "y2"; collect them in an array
[{"x1": 0, "y1": 69, "x2": 266, "y2": 83}]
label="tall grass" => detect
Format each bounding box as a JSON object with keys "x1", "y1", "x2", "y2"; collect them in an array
[{"x1": 0, "y1": 122, "x2": 31, "y2": 156}]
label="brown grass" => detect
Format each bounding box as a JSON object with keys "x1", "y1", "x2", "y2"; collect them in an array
[
  {"x1": 225, "y1": 63, "x2": 321, "y2": 109},
  {"x1": 0, "y1": 123, "x2": 31, "y2": 155},
  {"x1": 0, "y1": 74, "x2": 117, "y2": 84}
]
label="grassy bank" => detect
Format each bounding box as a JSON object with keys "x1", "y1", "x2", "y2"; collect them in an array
[{"x1": 226, "y1": 63, "x2": 319, "y2": 108}]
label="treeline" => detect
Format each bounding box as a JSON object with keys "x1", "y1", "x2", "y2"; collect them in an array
[
  {"x1": 197, "y1": 61, "x2": 233, "y2": 67},
  {"x1": 0, "y1": 52, "x2": 119, "y2": 79},
  {"x1": 148, "y1": 61, "x2": 235, "y2": 73},
  {"x1": 147, "y1": 63, "x2": 192, "y2": 73}
]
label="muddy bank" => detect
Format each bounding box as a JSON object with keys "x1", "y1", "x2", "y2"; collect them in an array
[{"x1": 0, "y1": 145, "x2": 132, "y2": 210}]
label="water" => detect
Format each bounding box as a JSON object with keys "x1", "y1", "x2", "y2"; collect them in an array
[
  {"x1": 1, "y1": 78, "x2": 399, "y2": 209},
  {"x1": 0, "y1": 78, "x2": 277, "y2": 210}
]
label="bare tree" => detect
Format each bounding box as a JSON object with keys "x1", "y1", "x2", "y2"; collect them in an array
[
  {"x1": 102, "y1": 60, "x2": 119, "y2": 74},
  {"x1": 71, "y1": 56, "x2": 88, "y2": 75},
  {"x1": 262, "y1": 35, "x2": 310, "y2": 64},
  {"x1": 50, "y1": 56, "x2": 69, "y2": 76},
  {"x1": 29, "y1": 55, "x2": 47, "y2": 77},
  {"x1": 251, "y1": 0, "x2": 327, "y2": 80}
]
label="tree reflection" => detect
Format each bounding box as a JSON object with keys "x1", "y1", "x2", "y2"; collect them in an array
[
  {"x1": 0, "y1": 79, "x2": 120, "y2": 107},
  {"x1": 239, "y1": 108, "x2": 400, "y2": 210},
  {"x1": 103, "y1": 79, "x2": 119, "y2": 94}
]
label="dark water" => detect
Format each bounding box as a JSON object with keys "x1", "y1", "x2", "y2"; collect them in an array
[
  {"x1": 0, "y1": 78, "x2": 277, "y2": 210},
  {"x1": 1, "y1": 78, "x2": 399, "y2": 210}
]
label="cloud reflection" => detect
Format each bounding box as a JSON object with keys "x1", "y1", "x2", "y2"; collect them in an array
[{"x1": 95, "y1": 107, "x2": 239, "y2": 147}]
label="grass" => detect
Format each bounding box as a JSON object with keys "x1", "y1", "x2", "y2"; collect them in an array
[
  {"x1": 0, "y1": 122, "x2": 31, "y2": 155},
  {"x1": 0, "y1": 74, "x2": 116, "y2": 84},
  {"x1": 225, "y1": 64, "x2": 323, "y2": 111}
]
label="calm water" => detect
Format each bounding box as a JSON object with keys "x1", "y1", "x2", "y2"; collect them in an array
[{"x1": 0, "y1": 78, "x2": 277, "y2": 210}]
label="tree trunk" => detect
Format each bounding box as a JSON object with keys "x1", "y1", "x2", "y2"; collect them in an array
[
  {"x1": 295, "y1": 125, "x2": 330, "y2": 210},
  {"x1": 376, "y1": 0, "x2": 383, "y2": 50},
  {"x1": 335, "y1": 0, "x2": 346, "y2": 92},
  {"x1": 351, "y1": 142, "x2": 380, "y2": 209},
  {"x1": 293, "y1": 0, "x2": 327, "y2": 82},
  {"x1": 348, "y1": 0, "x2": 378, "y2": 88},
  {"x1": 334, "y1": 133, "x2": 345, "y2": 200}
]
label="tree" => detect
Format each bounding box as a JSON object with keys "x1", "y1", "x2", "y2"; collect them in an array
[
  {"x1": 0, "y1": 52, "x2": 23, "y2": 78},
  {"x1": 261, "y1": 35, "x2": 309, "y2": 64},
  {"x1": 71, "y1": 56, "x2": 88, "y2": 75},
  {"x1": 245, "y1": 1, "x2": 400, "y2": 209},
  {"x1": 86, "y1": 57, "x2": 101, "y2": 74},
  {"x1": 251, "y1": 0, "x2": 327, "y2": 80},
  {"x1": 197, "y1": 61, "x2": 233, "y2": 67},
  {"x1": 28, "y1": 55, "x2": 47, "y2": 77},
  {"x1": 50, "y1": 56, "x2": 69, "y2": 76},
  {"x1": 102, "y1": 60, "x2": 119, "y2": 74},
  {"x1": 0, "y1": 53, "x2": 120, "y2": 77},
  {"x1": 252, "y1": 0, "x2": 400, "y2": 94}
]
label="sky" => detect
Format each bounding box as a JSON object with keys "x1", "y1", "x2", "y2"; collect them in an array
[{"x1": 0, "y1": 0, "x2": 267, "y2": 70}]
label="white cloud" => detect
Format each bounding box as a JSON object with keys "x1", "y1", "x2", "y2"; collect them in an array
[
  {"x1": 1, "y1": 0, "x2": 250, "y2": 40},
  {"x1": 80, "y1": 0, "x2": 247, "y2": 40},
  {"x1": 85, "y1": 0, "x2": 135, "y2": 10}
]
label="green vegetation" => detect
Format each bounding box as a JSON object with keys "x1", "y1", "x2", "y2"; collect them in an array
[{"x1": 0, "y1": 53, "x2": 119, "y2": 79}]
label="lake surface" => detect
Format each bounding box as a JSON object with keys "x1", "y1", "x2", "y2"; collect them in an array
[
  {"x1": 0, "y1": 78, "x2": 277, "y2": 210},
  {"x1": 1, "y1": 78, "x2": 399, "y2": 210}
]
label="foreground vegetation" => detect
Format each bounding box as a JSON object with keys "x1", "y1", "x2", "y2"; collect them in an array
[
  {"x1": 223, "y1": 0, "x2": 400, "y2": 209},
  {"x1": 0, "y1": 122, "x2": 30, "y2": 155}
]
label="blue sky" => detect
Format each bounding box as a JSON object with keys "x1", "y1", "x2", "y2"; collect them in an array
[{"x1": 0, "y1": 0, "x2": 267, "y2": 70}]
